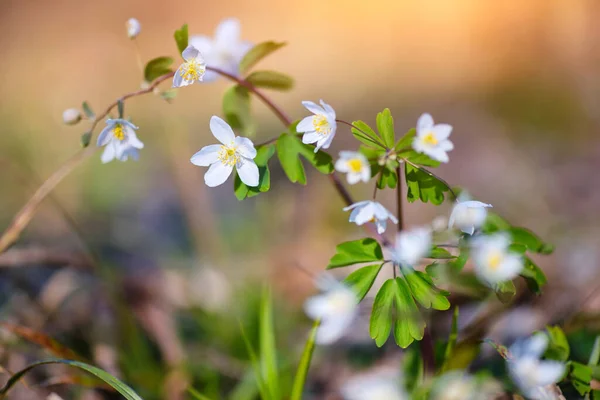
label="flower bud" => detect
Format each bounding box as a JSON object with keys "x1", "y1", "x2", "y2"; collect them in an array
[
  {"x1": 62, "y1": 108, "x2": 81, "y2": 125},
  {"x1": 126, "y1": 18, "x2": 141, "y2": 39}
]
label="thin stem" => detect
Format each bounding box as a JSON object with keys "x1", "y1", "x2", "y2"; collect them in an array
[
  {"x1": 396, "y1": 166, "x2": 403, "y2": 231},
  {"x1": 403, "y1": 158, "x2": 457, "y2": 201},
  {"x1": 132, "y1": 39, "x2": 144, "y2": 75}
]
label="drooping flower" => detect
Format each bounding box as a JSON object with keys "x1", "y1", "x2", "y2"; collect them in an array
[
  {"x1": 62, "y1": 108, "x2": 81, "y2": 125},
  {"x1": 343, "y1": 201, "x2": 397, "y2": 234},
  {"x1": 126, "y1": 18, "x2": 141, "y2": 39},
  {"x1": 393, "y1": 226, "x2": 431, "y2": 266},
  {"x1": 412, "y1": 113, "x2": 454, "y2": 163},
  {"x1": 304, "y1": 280, "x2": 358, "y2": 345},
  {"x1": 508, "y1": 333, "x2": 566, "y2": 400},
  {"x1": 190, "y1": 116, "x2": 259, "y2": 187},
  {"x1": 472, "y1": 233, "x2": 523, "y2": 285},
  {"x1": 96, "y1": 119, "x2": 144, "y2": 163},
  {"x1": 188, "y1": 18, "x2": 252, "y2": 82},
  {"x1": 297, "y1": 100, "x2": 337, "y2": 153},
  {"x1": 173, "y1": 46, "x2": 206, "y2": 88},
  {"x1": 448, "y1": 200, "x2": 493, "y2": 235},
  {"x1": 341, "y1": 372, "x2": 406, "y2": 400},
  {"x1": 335, "y1": 151, "x2": 371, "y2": 184}
]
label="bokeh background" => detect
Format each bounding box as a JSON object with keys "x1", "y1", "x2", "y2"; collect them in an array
[{"x1": 1, "y1": 0, "x2": 600, "y2": 398}]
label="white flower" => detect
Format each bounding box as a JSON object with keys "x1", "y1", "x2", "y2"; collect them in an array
[
  {"x1": 304, "y1": 282, "x2": 358, "y2": 345},
  {"x1": 412, "y1": 113, "x2": 454, "y2": 163},
  {"x1": 62, "y1": 108, "x2": 81, "y2": 125},
  {"x1": 190, "y1": 116, "x2": 259, "y2": 187},
  {"x1": 343, "y1": 201, "x2": 397, "y2": 234},
  {"x1": 297, "y1": 100, "x2": 337, "y2": 153},
  {"x1": 448, "y1": 200, "x2": 493, "y2": 235},
  {"x1": 341, "y1": 373, "x2": 406, "y2": 400},
  {"x1": 508, "y1": 334, "x2": 565, "y2": 400},
  {"x1": 432, "y1": 372, "x2": 502, "y2": 400},
  {"x1": 393, "y1": 226, "x2": 431, "y2": 266},
  {"x1": 173, "y1": 46, "x2": 206, "y2": 88},
  {"x1": 126, "y1": 18, "x2": 141, "y2": 39},
  {"x1": 335, "y1": 151, "x2": 371, "y2": 184},
  {"x1": 189, "y1": 18, "x2": 252, "y2": 82},
  {"x1": 472, "y1": 233, "x2": 523, "y2": 285},
  {"x1": 96, "y1": 119, "x2": 144, "y2": 163}
]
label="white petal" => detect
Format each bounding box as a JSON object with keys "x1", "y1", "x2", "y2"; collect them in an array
[
  {"x1": 236, "y1": 160, "x2": 259, "y2": 187},
  {"x1": 302, "y1": 101, "x2": 325, "y2": 115},
  {"x1": 462, "y1": 200, "x2": 492, "y2": 208},
  {"x1": 118, "y1": 147, "x2": 139, "y2": 161},
  {"x1": 343, "y1": 201, "x2": 369, "y2": 211},
  {"x1": 319, "y1": 99, "x2": 336, "y2": 118},
  {"x1": 432, "y1": 123, "x2": 452, "y2": 140},
  {"x1": 204, "y1": 162, "x2": 233, "y2": 187},
  {"x1": 127, "y1": 130, "x2": 144, "y2": 149},
  {"x1": 335, "y1": 159, "x2": 350, "y2": 173},
  {"x1": 188, "y1": 35, "x2": 214, "y2": 55},
  {"x1": 97, "y1": 124, "x2": 113, "y2": 146},
  {"x1": 353, "y1": 203, "x2": 376, "y2": 225},
  {"x1": 526, "y1": 334, "x2": 550, "y2": 358},
  {"x1": 190, "y1": 144, "x2": 221, "y2": 166},
  {"x1": 439, "y1": 139, "x2": 454, "y2": 151},
  {"x1": 426, "y1": 147, "x2": 449, "y2": 163},
  {"x1": 417, "y1": 113, "x2": 434, "y2": 133},
  {"x1": 210, "y1": 116, "x2": 236, "y2": 144},
  {"x1": 301, "y1": 131, "x2": 320, "y2": 145},
  {"x1": 101, "y1": 144, "x2": 116, "y2": 163},
  {"x1": 304, "y1": 295, "x2": 329, "y2": 319},
  {"x1": 346, "y1": 173, "x2": 361, "y2": 185},
  {"x1": 234, "y1": 136, "x2": 257, "y2": 159},
  {"x1": 182, "y1": 45, "x2": 200, "y2": 61},
  {"x1": 297, "y1": 116, "x2": 315, "y2": 133},
  {"x1": 375, "y1": 219, "x2": 387, "y2": 234},
  {"x1": 361, "y1": 167, "x2": 371, "y2": 183},
  {"x1": 233, "y1": 41, "x2": 253, "y2": 62},
  {"x1": 535, "y1": 362, "x2": 565, "y2": 386},
  {"x1": 214, "y1": 18, "x2": 241, "y2": 49},
  {"x1": 315, "y1": 314, "x2": 353, "y2": 344},
  {"x1": 173, "y1": 67, "x2": 193, "y2": 88}
]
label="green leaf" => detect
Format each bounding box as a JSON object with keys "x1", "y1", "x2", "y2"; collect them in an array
[
  {"x1": 393, "y1": 277, "x2": 425, "y2": 348},
  {"x1": 568, "y1": 361, "x2": 592, "y2": 396},
  {"x1": 589, "y1": 336, "x2": 600, "y2": 367},
  {"x1": 509, "y1": 227, "x2": 554, "y2": 254},
  {"x1": 403, "y1": 270, "x2": 450, "y2": 310},
  {"x1": 376, "y1": 108, "x2": 395, "y2": 148},
  {"x1": 376, "y1": 165, "x2": 398, "y2": 189},
  {"x1": 395, "y1": 128, "x2": 416, "y2": 151},
  {"x1": 0, "y1": 359, "x2": 143, "y2": 399},
  {"x1": 494, "y1": 280, "x2": 516, "y2": 304},
  {"x1": 234, "y1": 145, "x2": 275, "y2": 200},
  {"x1": 520, "y1": 256, "x2": 547, "y2": 294},
  {"x1": 82, "y1": 101, "x2": 95, "y2": 119},
  {"x1": 369, "y1": 279, "x2": 396, "y2": 347},
  {"x1": 81, "y1": 132, "x2": 92, "y2": 148},
  {"x1": 174, "y1": 23, "x2": 189, "y2": 54},
  {"x1": 327, "y1": 238, "x2": 384, "y2": 269},
  {"x1": 276, "y1": 133, "x2": 333, "y2": 184},
  {"x1": 144, "y1": 56, "x2": 174, "y2": 83},
  {"x1": 260, "y1": 288, "x2": 280, "y2": 400},
  {"x1": 545, "y1": 325, "x2": 570, "y2": 362},
  {"x1": 246, "y1": 70, "x2": 294, "y2": 91},
  {"x1": 160, "y1": 89, "x2": 177, "y2": 102},
  {"x1": 403, "y1": 151, "x2": 441, "y2": 168},
  {"x1": 239, "y1": 41, "x2": 286, "y2": 74},
  {"x1": 482, "y1": 212, "x2": 511, "y2": 233},
  {"x1": 351, "y1": 121, "x2": 386, "y2": 149},
  {"x1": 223, "y1": 85, "x2": 255, "y2": 137},
  {"x1": 188, "y1": 387, "x2": 215, "y2": 400},
  {"x1": 343, "y1": 264, "x2": 384, "y2": 301},
  {"x1": 404, "y1": 163, "x2": 449, "y2": 205},
  {"x1": 440, "y1": 307, "x2": 459, "y2": 373},
  {"x1": 290, "y1": 319, "x2": 319, "y2": 400},
  {"x1": 402, "y1": 347, "x2": 423, "y2": 393},
  {"x1": 448, "y1": 247, "x2": 469, "y2": 272},
  {"x1": 428, "y1": 246, "x2": 455, "y2": 259},
  {"x1": 296, "y1": 139, "x2": 334, "y2": 175},
  {"x1": 239, "y1": 323, "x2": 271, "y2": 400},
  {"x1": 117, "y1": 100, "x2": 124, "y2": 119}
]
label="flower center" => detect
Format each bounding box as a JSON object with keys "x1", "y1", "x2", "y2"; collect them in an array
[
  {"x1": 113, "y1": 124, "x2": 126, "y2": 141},
  {"x1": 180, "y1": 59, "x2": 205, "y2": 82},
  {"x1": 423, "y1": 131, "x2": 438, "y2": 146},
  {"x1": 348, "y1": 159, "x2": 363, "y2": 173},
  {"x1": 218, "y1": 145, "x2": 239, "y2": 166},
  {"x1": 313, "y1": 115, "x2": 331, "y2": 135},
  {"x1": 487, "y1": 251, "x2": 503, "y2": 270}
]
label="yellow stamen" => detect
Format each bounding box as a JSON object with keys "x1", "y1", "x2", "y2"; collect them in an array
[
  {"x1": 423, "y1": 131, "x2": 438, "y2": 146},
  {"x1": 487, "y1": 251, "x2": 503, "y2": 271},
  {"x1": 313, "y1": 115, "x2": 331, "y2": 135},
  {"x1": 217, "y1": 145, "x2": 239, "y2": 167},
  {"x1": 180, "y1": 59, "x2": 205, "y2": 82},
  {"x1": 113, "y1": 124, "x2": 126, "y2": 141},
  {"x1": 348, "y1": 159, "x2": 363, "y2": 173}
]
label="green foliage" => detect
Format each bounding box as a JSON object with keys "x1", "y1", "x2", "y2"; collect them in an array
[
  {"x1": 376, "y1": 108, "x2": 395, "y2": 148},
  {"x1": 82, "y1": 101, "x2": 95, "y2": 119},
  {"x1": 81, "y1": 131, "x2": 92, "y2": 147},
  {"x1": 144, "y1": 56, "x2": 174, "y2": 83},
  {"x1": 246, "y1": 71, "x2": 294, "y2": 91},
  {"x1": 404, "y1": 162, "x2": 450, "y2": 205},
  {"x1": 223, "y1": 85, "x2": 254, "y2": 136},
  {"x1": 568, "y1": 361, "x2": 592, "y2": 396},
  {"x1": 520, "y1": 256, "x2": 547, "y2": 294},
  {"x1": 188, "y1": 387, "x2": 215, "y2": 400},
  {"x1": 342, "y1": 263, "x2": 384, "y2": 301},
  {"x1": 545, "y1": 326, "x2": 570, "y2": 362},
  {"x1": 351, "y1": 121, "x2": 386, "y2": 149},
  {"x1": 290, "y1": 320, "x2": 319, "y2": 400},
  {"x1": 234, "y1": 145, "x2": 275, "y2": 200},
  {"x1": 260, "y1": 288, "x2": 280, "y2": 400},
  {"x1": 327, "y1": 238, "x2": 384, "y2": 269},
  {"x1": 0, "y1": 359, "x2": 143, "y2": 399},
  {"x1": 509, "y1": 227, "x2": 555, "y2": 254},
  {"x1": 276, "y1": 133, "x2": 333, "y2": 185},
  {"x1": 239, "y1": 41, "x2": 287, "y2": 75},
  {"x1": 369, "y1": 278, "x2": 424, "y2": 348},
  {"x1": 395, "y1": 128, "x2": 416, "y2": 151},
  {"x1": 174, "y1": 23, "x2": 189, "y2": 54},
  {"x1": 440, "y1": 307, "x2": 459, "y2": 373},
  {"x1": 402, "y1": 346, "x2": 424, "y2": 393},
  {"x1": 428, "y1": 246, "x2": 455, "y2": 259},
  {"x1": 494, "y1": 280, "x2": 516, "y2": 304},
  {"x1": 403, "y1": 270, "x2": 450, "y2": 310}
]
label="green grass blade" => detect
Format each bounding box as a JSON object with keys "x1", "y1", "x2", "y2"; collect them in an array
[
  {"x1": 187, "y1": 387, "x2": 215, "y2": 400},
  {"x1": 240, "y1": 322, "x2": 272, "y2": 400},
  {"x1": 0, "y1": 359, "x2": 143, "y2": 400},
  {"x1": 290, "y1": 319, "x2": 320, "y2": 400},
  {"x1": 440, "y1": 306, "x2": 459, "y2": 373},
  {"x1": 260, "y1": 287, "x2": 280, "y2": 400}
]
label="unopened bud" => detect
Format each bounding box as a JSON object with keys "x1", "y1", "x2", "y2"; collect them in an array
[
  {"x1": 62, "y1": 108, "x2": 81, "y2": 125},
  {"x1": 126, "y1": 18, "x2": 141, "y2": 39}
]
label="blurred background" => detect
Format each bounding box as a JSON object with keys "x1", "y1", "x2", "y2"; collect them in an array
[{"x1": 1, "y1": 0, "x2": 600, "y2": 398}]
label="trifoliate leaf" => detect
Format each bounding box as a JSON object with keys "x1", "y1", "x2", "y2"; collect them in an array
[
  {"x1": 568, "y1": 361, "x2": 591, "y2": 396},
  {"x1": 343, "y1": 264, "x2": 384, "y2": 302},
  {"x1": 509, "y1": 227, "x2": 554, "y2": 254},
  {"x1": 174, "y1": 24, "x2": 189, "y2": 54},
  {"x1": 276, "y1": 133, "x2": 333, "y2": 185},
  {"x1": 395, "y1": 128, "x2": 416, "y2": 151},
  {"x1": 82, "y1": 101, "x2": 95, "y2": 119},
  {"x1": 80, "y1": 132, "x2": 92, "y2": 148},
  {"x1": 376, "y1": 164, "x2": 398, "y2": 189},
  {"x1": 246, "y1": 70, "x2": 294, "y2": 91},
  {"x1": 351, "y1": 121, "x2": 386, "y2": 149},
  {"x1": 239, "y1": 41, "x2": 286, "y2": 75},
  {"x1": 545, "y1": 325, "x2": 570, "y2": 362},
  {"x1": 403, "y1": 270, "x2": 450, "y2": 310},
  {"x1": 327, "y1": 238, "x2": 384, "y2": 269},
  {"x1": 144, "y1": 57, "x2": 174, "y2": 83},
  {"x1": 223, "y1": 85, "x2": 254, "y2": 136},
  {"x1": 370, "y1": 279, "x2": 395, "y2": 347},
  {"x1": 404, "y1": 163, "x2": 449, "y2": 205},
  {"x1": 376, "y1": 108, "x2": 395, "y2": 148},
  {"x1": 520, "y1": 256, "x2": 547, "y2": 294},
  {"x1": 234, "y1": 145, "x2": 275, "y2": 200}
]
